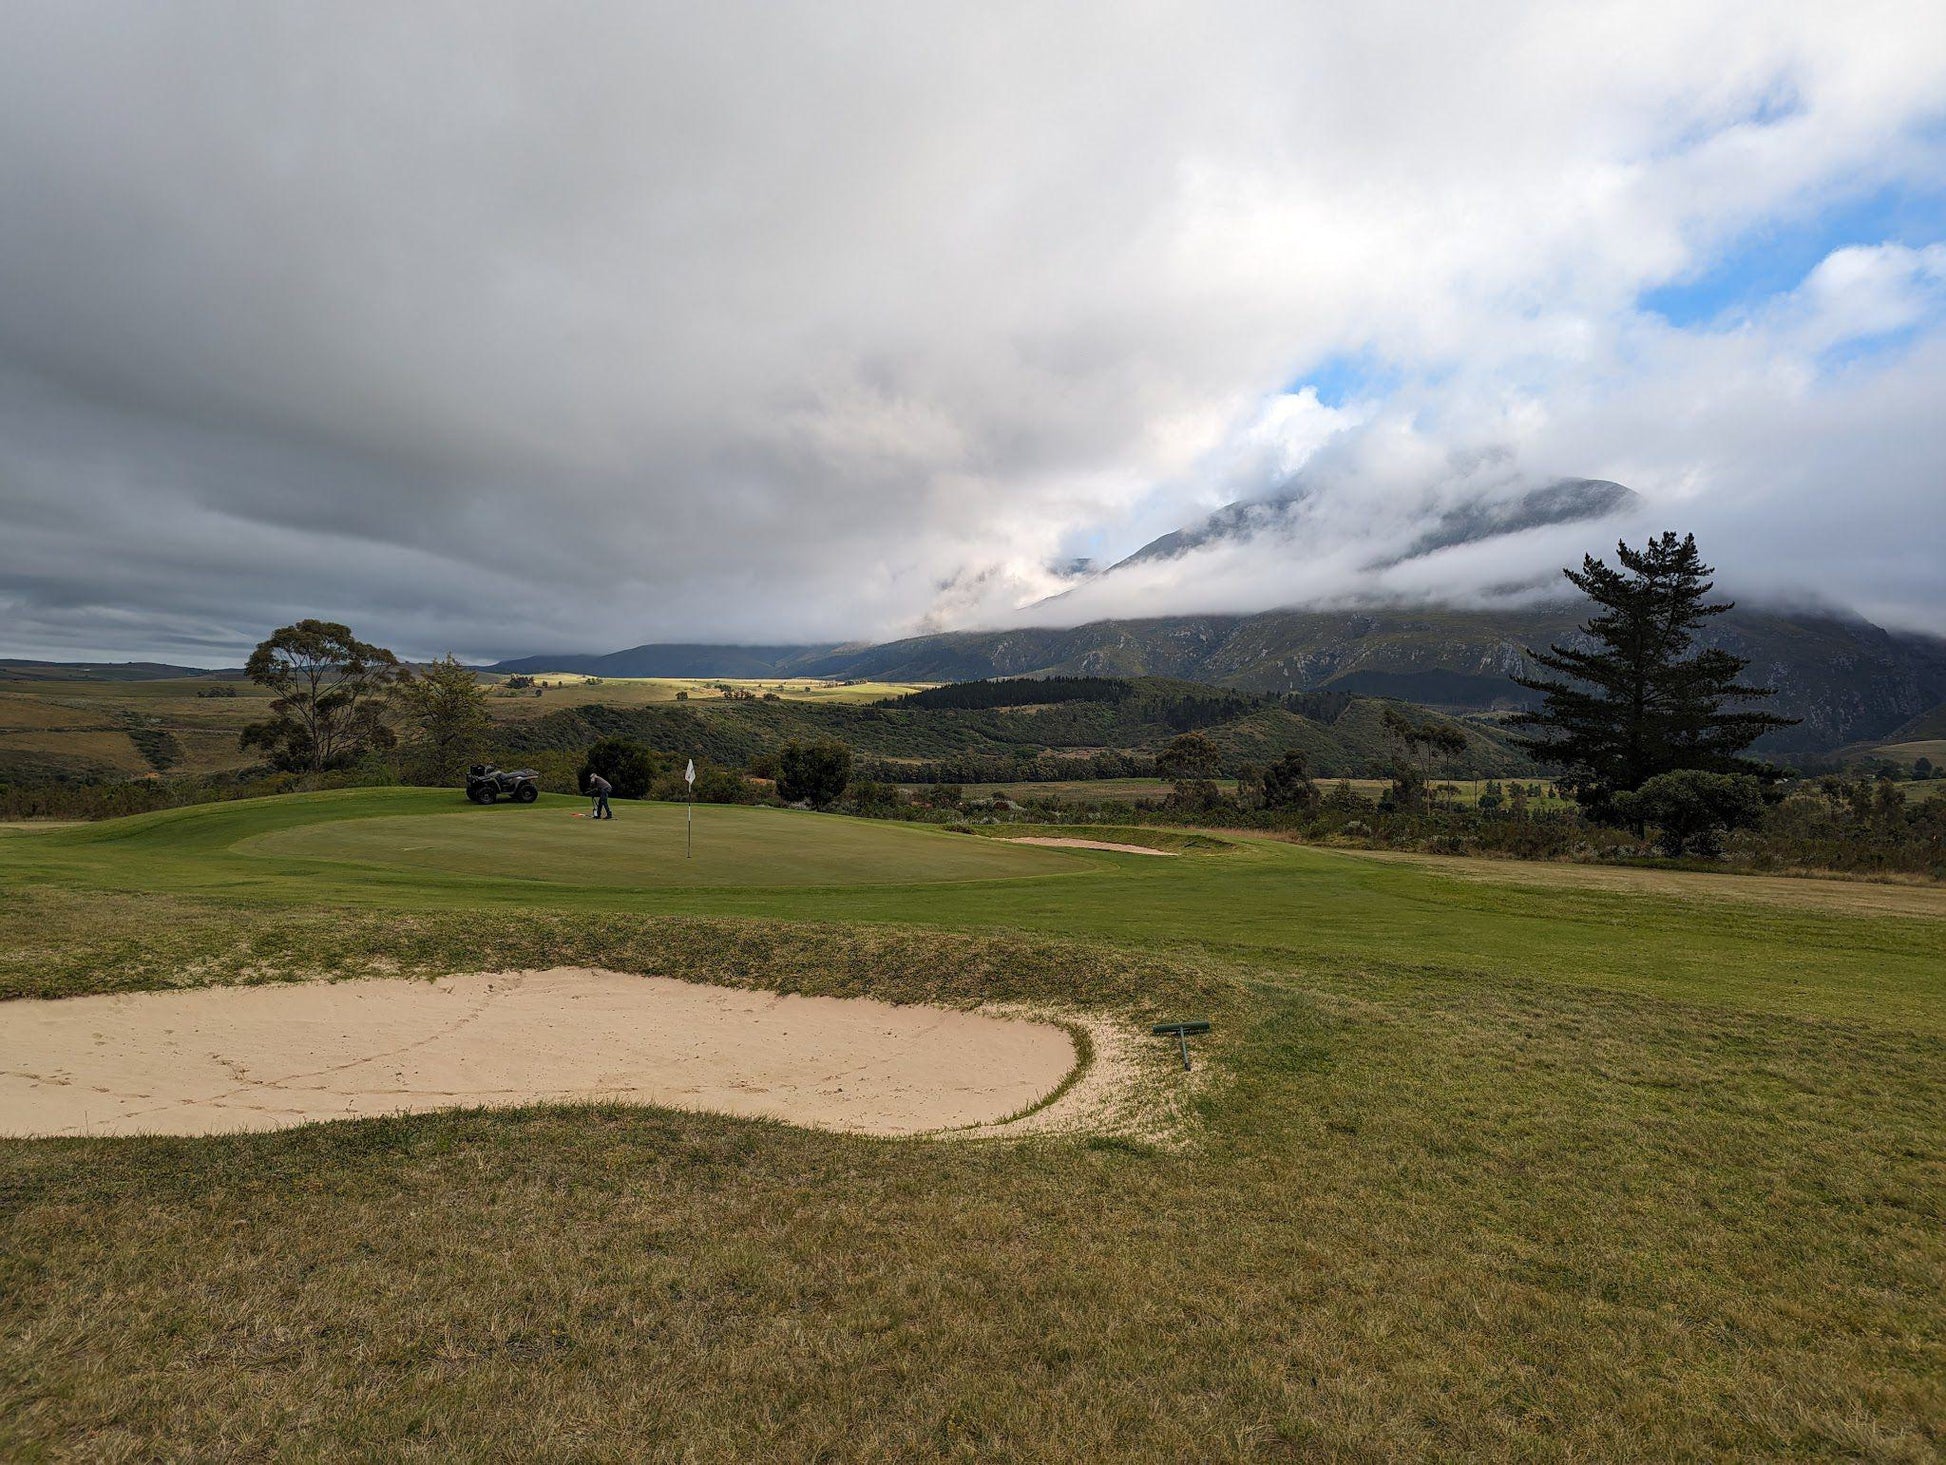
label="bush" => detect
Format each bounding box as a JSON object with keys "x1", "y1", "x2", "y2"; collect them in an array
[
  {"x1": 777, "y1": 741, "x2": 852, "y2": 807},
  {"x1": 1155, "y1": 732, "x2": 1220, "y2": 780},
  {"x1": 1260, "y1": 750, "x2": 1320, "y2": 812},
  {"x1": 1615, "y1": 769, "x2": 1766, "y2": 857},
  {"x1": 848, "y1": 779, "x2": 899, "y2": 812},
  {"x1": 1166, "y1": 778, "x2": 1224, "y2": 813},
  {"x1": 580, "y1": 738, "x2": 662, "y2": 799},
  {"x1": 650, "y1": 761, "x2": 754, "y2": 804}
]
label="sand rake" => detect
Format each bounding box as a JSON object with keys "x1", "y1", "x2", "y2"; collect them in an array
[{"x1": 1152, "y1": 1019, "x2": 1210, "y2": 1071}]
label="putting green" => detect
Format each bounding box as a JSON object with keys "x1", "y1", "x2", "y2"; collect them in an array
[{"x1": 238, "y1": 798, "x2": 1091, "y2": 887}]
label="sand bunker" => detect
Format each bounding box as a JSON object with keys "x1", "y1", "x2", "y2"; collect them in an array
[
  {"x1": 0, "y1": 969, "x2": 1078, "y2": 1139},
  {"x1": 1002, "y1": 837, "x2": 1177, "y2": 856}
]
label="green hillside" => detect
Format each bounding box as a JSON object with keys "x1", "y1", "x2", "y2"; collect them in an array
[
  {"x1": 489, "y1": 677, "x2": 1531, "y2": 779},
  {"x1": 1879, "y1": 701, "x2": 1946, "y2": 745},
  {"x1": 800, "y1": 607, "x2": 1946, "y2": 754}
]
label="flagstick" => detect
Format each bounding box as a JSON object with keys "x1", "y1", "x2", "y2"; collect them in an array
[{"x1": 684, "y1": 756, "x2": 695, "y2": 858}]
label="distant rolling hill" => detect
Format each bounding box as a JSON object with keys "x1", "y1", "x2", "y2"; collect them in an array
[
  {"x1": 0, "y1": 659, "x2": 225, "y2": 682},
  {"x1": 788, "y1": 607, "x2": 1946, "y2": 756},
  {"x1": 489, "y1": 676, "x2": 1530, "y2": 780},
  {"x1": 490, "y1": 606, "x2": 1946, "y2": 758},
  {"x1": 1876, "y1": 701, "x2": 1946, "y2": 746}
]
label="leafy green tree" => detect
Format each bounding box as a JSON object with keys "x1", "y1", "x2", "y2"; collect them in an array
[
  {"x1": 1155, "y1": 732, "x2": 1220, "y2": 780},
  {"x1": 777, "y1": 741, "x2": 853, "y2": 807},
  {"x1": 580, "y1": 738, "x2": 661, "y2": 799},
  {"x1": 1614, "y1": 769, "x2": 1767, "y2": 857},
  {"x1": 1513, "y1": 533, "x2": 1795, "y2": 816},
  {"x1": 1234, "y1": 762, "x2": 1264, "y2": 806},
  {"x1": 848, "y1": 779, "x2": 899, "y2": 812},
  {"x1": 1167, "y1": 778, "x2": 1224, "y2": 813},
  {"x1": 239, "y1": 620, "x2": 405, "y2": 773},
  {"x1": 1155, "y1": 731, "x2": 1222, "y2": 810},
  {"x1": 1260, "y1": 749, "x2": 1321, "y2": 812},
  {"x1": 1913, "y1": 756, "x2": 1934, "y2": 780},
  {"x1": 1381, "y1": 707, "x2": 1466, "y2": 809},
  {"x1": 396, "y1": 655, "x2": 491, "y2": 785},
  {"x1": 649, "y1": 760, "x2": 752, "y2": 804}
]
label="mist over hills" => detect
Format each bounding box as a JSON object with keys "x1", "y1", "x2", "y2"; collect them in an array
[
  {"x1": 1106, "y1": 477, "x2": 1639, "y2": 574},
  {"x1": 485, "y1": 471, "x2": 1944, "y2": 755}
]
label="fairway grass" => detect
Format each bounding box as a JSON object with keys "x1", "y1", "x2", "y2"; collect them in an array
[{"x1": 2, "y1": 792, "x2": 1942, "y2": 1459}]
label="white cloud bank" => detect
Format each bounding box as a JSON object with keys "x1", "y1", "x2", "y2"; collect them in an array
[{"x1": 0, "y1": 1, "x2": 1942, "y2": 660}]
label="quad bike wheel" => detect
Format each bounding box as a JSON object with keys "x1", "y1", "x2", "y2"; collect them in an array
[
  {"x1": 515, "y1": 783, "x2": 539, "y2": 803},
  {"x1": 474, "y1": 785, "x2": 497, "y2": 804}
]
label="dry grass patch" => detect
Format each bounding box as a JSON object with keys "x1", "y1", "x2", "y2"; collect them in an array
[{"x1": 1337, "y1": 845, "x2": 1946, "y2": 920}]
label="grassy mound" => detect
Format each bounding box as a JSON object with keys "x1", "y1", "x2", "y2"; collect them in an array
[{"x1": 0, "y1": 886, "x2": 1233, "y2": 1015}]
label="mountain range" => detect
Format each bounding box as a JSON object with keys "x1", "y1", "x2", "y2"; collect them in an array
[{"x1": 490, "y1": 475, "x2": 1945, "y2": 755}]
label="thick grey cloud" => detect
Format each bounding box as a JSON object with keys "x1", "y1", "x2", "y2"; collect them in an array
[{"x1": 1, "y1": 1, "x2": 1942, "y2": 661}]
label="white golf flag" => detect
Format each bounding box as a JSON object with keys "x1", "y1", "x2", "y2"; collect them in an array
[{"x1": 684, "y1": 759, "x2": 695, "y2": 786}]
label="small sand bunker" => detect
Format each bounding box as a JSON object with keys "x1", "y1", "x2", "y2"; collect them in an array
[
  {"x1": 0, "y1": 969, "x2": 1078, "y2": 1139},
  {"x1": 1003, "y1": 837, "x2": 1177, "y2": 856}
]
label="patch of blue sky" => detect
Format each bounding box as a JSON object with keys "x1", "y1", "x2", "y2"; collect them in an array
[
  {"x1": 1283, "y1": 351, "x2": 1401, "y2": 408},
  {"x1": 1642, "y1": 181, "x2": 1946, "y2": 328}
]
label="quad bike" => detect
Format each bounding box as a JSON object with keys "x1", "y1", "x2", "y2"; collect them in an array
[{"x1": 466, "y1": 764, "x2": 541, "y2": 804}]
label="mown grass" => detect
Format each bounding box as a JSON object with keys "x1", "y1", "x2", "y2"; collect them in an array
[
  {"x1": 238, "y1": 794, "x2": 1088, "y2": 888},
  {"x1": 2, "y1": 792, "x2": 1943, "y2": 1460}
]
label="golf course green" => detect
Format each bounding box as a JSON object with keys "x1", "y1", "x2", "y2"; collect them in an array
[
  {"x1": 3, "y1": 789, "x2": 1943, "y2": 1458},
  {"x1": 237, "y1": 794, "x2": 1092, "y2": 887}
]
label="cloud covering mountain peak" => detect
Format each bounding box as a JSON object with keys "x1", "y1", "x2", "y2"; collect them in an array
[{"x1": 0, "y1": 3, "x2": 1941, "y2": 661}]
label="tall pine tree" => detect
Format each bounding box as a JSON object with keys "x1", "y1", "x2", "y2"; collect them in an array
[{"x1": 1512, "y1": 533, "x2": 1795, "y2": 815}]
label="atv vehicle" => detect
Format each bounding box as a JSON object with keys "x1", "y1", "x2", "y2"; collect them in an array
[{"x1": 466, "y1": 764, "x2": 541, "y2": 804}]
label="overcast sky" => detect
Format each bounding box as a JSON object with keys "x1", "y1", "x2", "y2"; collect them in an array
[{"x1": 2, "y1": 2, "x2": 1943, "y2": 663}]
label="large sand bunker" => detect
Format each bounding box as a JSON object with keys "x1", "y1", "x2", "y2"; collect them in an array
[{"x1": 0, "y1": 969, "x2": 1078, "y2": 1139}]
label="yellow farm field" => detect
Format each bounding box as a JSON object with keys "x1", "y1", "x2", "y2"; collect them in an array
[{"x1": 484, "y1": 674, "x2": 932, "y2": 715}]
